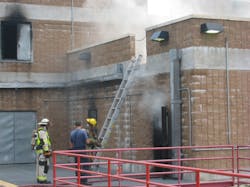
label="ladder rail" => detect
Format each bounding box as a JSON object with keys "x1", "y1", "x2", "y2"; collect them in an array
[{"x1": 98, "y1": 55, "x2": 142, "y2": 146}]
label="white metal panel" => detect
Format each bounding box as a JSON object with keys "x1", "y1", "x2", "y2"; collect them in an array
[
  {"x1": 14, "y1": 112, "x2": 36, "y2": 163},
  {"x1": 0, "y1": 113, "x2": 14, "y2": 164},
  {"x1": 0, "y1": 112, "x2": 36, "y2": 164},
  {"x1": 17, "y1": 23, "x2": 31, "y2": 61}
]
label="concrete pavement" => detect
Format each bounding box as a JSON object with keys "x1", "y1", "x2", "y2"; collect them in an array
[
  {"x1": 0, "y1": 163, "x2": 48, "y2": 186},
  {"x1": 0, "y1": 163, "x2": 190, "y2": 187},
  {"x1": 0, "y1": 163, "x2": 73, "y2": 187}
]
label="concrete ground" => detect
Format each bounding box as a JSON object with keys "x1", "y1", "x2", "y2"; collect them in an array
[
  {"x1": 0, "y1": 163, "x2": 194, "y2": 187},
  {"x1": 0, "y1": 163, "x2": 48, "y2": 186},
  {"x1": 0, "y1": 163, "x2": 72, "y2": 187}
]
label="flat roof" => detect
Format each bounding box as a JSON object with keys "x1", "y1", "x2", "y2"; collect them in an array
[{"x1": 146, "y1": 14, "x2": 250, "y2": 31}]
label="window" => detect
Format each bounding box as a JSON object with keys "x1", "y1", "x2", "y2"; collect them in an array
[
  {"x1": 1, "y1": 21, "x2": 32, "y2": 61},
  {"x1": 88, "y1": 108, "x2": 97, "y2": 120}
]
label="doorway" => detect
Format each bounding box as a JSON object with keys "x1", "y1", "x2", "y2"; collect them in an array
[{"x1": 0, "y1": 111, "x2": 36, "y2": 164}]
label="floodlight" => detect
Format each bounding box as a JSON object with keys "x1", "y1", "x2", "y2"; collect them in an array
[
  {"x1": 151, "y1": 31, "x2": 169, "y2": 42},
  {"x1": 79, "y1": 52, "x2": 91, "y2": 61},
  {"x1": 200, "y1": 22, "x2": 224, "y2": 34}
]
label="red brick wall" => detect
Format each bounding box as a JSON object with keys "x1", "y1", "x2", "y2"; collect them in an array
[
  {"x1": 65, "y1": 71, "x2": 169, "y2": 159},
  {"x1": 0, "y1": 88, "x2": 68, "y2": 150},
  {"x1": 146, "y1": 17, "x2": 250, "y2": 167},
  {"x1": 182, "y1": 69, "x2": 250, "y2": 146},
  {"x1": 0, "y1": 0, "x2": 138, "y2": 159},
  {"x1": 67, "y1": 35, "x2": 136, "y2": 71},
  {"x1": 0, "y1": 20, "x2": 104, "y2": 72},
  {"x1": 147, "y1": 18, "x2": 250, "y2": 56}
]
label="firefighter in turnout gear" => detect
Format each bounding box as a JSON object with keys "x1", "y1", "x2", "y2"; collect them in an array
[
  {"x1": 35, "y1": 118, "x2": 52, "y2": 184},
  {"x1": 86, "y1": 118, "x2": 101, "y2": 160}
]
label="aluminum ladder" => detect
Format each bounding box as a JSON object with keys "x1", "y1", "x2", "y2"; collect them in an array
[{"x1": 98, "y1": 55, "x2": 142, "y2": 147}]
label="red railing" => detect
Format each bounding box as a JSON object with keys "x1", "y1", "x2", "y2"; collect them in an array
[
  {"x1": 52, "y1": 145, "x2": 250, "y2": 187},
  {"x1": 236, "y1": 145, "x2": 250, "y2": 186}
]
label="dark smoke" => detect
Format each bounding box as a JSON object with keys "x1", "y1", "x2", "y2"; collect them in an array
[{"x1": 5, "y1": 4, "x2": 27, "y2": 21}]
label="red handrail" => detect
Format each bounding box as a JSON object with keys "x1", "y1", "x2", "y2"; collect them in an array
[{"x1": 52, "y1": 145, "x2": 250, "y2": 187}]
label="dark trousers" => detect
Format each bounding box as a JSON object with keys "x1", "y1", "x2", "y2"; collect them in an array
[{"x1": 74, "y1": 155, "x2": 89, "y2": 184}]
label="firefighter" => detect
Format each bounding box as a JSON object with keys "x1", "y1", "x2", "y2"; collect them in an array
[
  {"x1": 35, "y1": 118, "x2": 52, "y2": 184},
  {"x1": 86, "y1": 118, "x2": 101, "y2": 151}
]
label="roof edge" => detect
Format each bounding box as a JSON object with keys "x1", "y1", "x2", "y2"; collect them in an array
[
  {"x1": 146, "y1": 14, "x2": 250, "y2": 31},
  {"x1": 67, "y1": 33, "x2": 135, "y2": 54}
]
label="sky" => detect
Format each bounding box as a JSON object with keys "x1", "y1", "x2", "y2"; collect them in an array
[{"x1": 147, "y1": 0, "x2": 250, "y2": 25}]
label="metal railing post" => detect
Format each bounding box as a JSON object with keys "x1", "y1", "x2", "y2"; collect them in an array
[
  {"x1": 77, "y1": 156, "x2": 81, "y2": 187},
  {"x1": 146, "y1": 164, "x2": 150, "y2": 187},
  {"x1": 117, "y1": 150, "x2": 122, "y2": 187},
  {"x1": 178, "y1": 147, "x2": 181, "y2": 184},
  {"x1": 52, "y1": 152, "x2": 56, "y2": 187},
  {"x1": 108, "y1": 160, "x2": 111, "y2": 187},
  {"x1": 196, "y1": 171, "x2": 200, "y2": 187},
  {"x1": 236, "y1": 145, "x2": 240, "y2": 186},
  {"x1": 231, "y1": 145, "x2": 235, "y2": 185}
]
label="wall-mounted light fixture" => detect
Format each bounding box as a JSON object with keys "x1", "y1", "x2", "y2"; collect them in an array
[
  {"x1": 151, "y1": 31, "x2": 169, "y2": 42},
  {"x1": 200, "y1": 22, "x2": 224, "y2": 34},
  {"x1": 79, "y1": 51, "x2": 91, "y2": 61}
]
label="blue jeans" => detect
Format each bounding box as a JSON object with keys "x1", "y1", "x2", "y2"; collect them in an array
[{"x1": 74, "y1": 154, "x2": 89, "y2": 184}]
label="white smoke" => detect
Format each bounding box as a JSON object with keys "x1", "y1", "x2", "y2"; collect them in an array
[
  {"x1": 82, "y1": 0, "x2": 147, "y2": 57},
  {"x1": 83, "y1": 0, "x2": 147, "y2": 37},
  {"x1": 139, "y1": 89, "x2": 168, "y2": 116},
  {"x1": 148, "y1": 0, "x2": 250, "y2": 25}
]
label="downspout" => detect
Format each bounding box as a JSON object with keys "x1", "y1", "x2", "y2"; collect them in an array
[
  {"x1": 169, "y1": 49, "x2": 182, "y2": 178},
  {"x1": 170, "y1": 49, "x2": 182, "y2": 148},
  {"x1": 225, "y1": 37, "x2": 231, "y2": 144},
  {"x1": 70, "y1": 0, "x2": 74, "y2": 50}
]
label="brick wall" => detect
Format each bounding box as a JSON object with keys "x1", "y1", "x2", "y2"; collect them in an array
[
  {"x1": 0, "y1": 88, "x2": 68, "y2": 150},
  {"x1": 0, "y1": 20, "x2": 105, "y2": 72},
  {"x1": 1, "y1": 2, "x2": 250, "y2": 166},
  {"x1": 146, "y1": 17, "x2": 250, "y2": 167},
  {"x1": 147, "y1": 18, "x2": 250, "y2": 56},
  {"x1": 67, "y1": 35, "x2": 136, "y2": 71}
]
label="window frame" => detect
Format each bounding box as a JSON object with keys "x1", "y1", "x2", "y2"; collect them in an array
[{"x1": 0, "y1": 20, "x2": 33, "y2": 63}]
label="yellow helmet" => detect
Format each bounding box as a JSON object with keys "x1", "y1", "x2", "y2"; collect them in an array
[{"x1": 86, "y1": 118, "x2": 97, "y2": 126}]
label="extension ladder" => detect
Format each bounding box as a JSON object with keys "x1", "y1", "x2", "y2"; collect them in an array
[{"x1": 98, "y1": 55, "x2": 142, "y2": 147}]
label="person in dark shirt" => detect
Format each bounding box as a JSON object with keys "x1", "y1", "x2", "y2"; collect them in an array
[{"x1": 70, "y1": 121, "x2": 90, "y2": 185}]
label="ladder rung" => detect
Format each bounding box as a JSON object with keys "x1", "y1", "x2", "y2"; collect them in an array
[{"x1": 99, "y1": 55, "x2": 142, "y2": 143}]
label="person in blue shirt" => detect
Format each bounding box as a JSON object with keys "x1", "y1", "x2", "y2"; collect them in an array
[{"x1": 70, "y1": 121, "x2": 90, "y2": 185}]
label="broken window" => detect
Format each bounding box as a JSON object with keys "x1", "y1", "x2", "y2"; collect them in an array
[{"x1": 1, "y1": 21, "x2": 32, "y2": 61}]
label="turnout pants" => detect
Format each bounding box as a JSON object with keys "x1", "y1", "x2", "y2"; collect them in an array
[{"x1": 36, "y1": 153, "x2": 50, "y2": 182}]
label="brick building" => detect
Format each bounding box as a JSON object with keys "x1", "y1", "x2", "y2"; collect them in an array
[
  {"x1": 0, "y1": 0, "x2": 147, "y2": 164},
  {"x1": 146, "y1": 16, "x2": 250, "y2": 168},
  {"x1": 0, "y1": 0, "x2": 250, "y2": 168}
]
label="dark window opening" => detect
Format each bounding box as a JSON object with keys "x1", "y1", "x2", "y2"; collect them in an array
[
  {"x1": 88, "y1": 108, "x2": 97, "y2": 120},
  {"x1": 2, "y1": 22, "x2": 17, "y2": 59},
  {"x1": 1, "y1": 21, "x2": 32, "y2": 61}
]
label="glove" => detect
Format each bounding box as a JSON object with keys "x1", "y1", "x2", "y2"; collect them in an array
[
  {"x1": 96, "y1": 139, "x2": 101, "y2": 147},
  {"x1": 43, "y1": 151, "x2": 52, "y2": 158}
]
